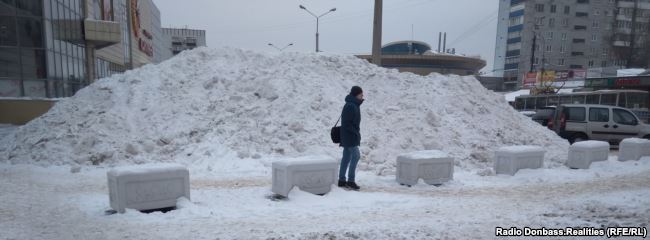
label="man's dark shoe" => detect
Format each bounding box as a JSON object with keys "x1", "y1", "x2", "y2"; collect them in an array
[
  {"x1": 346, "y1": 181, "x2": 360, "y2": 191},
  {"x1": 338, "y1": 180, "x2": 347, "y2": 188}
]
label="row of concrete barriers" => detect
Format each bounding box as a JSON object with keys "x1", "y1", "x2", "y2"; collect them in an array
[{"x1": 106, "y1": 138, "x2": 649, "y2": 213}]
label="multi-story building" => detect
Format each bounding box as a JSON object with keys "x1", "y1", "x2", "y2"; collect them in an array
[
  {"x1": 494, "y1": 0, "x2": 623, "y2": 90},
  {"x1": 612, "y1": 0, "x2": 650, "y2": 68},
  {"x1": 0, "y1": 0, "x2": 162, "y2": 98},
  {"x1": 161, "y1": 28, "x2": 206, "y2": 59}
]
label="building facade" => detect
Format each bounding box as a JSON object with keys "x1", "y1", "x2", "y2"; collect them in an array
[
  {"x1": 357, "y1": 41, "x2": 486, "y2": 76},
  {"x1": 494, "y1": 0, "x2": 624, "y2": 90},
  {"x1": 161, "y1": 27, "x2": 206, "y2": 60},
  {"x1": 612, "y1": 0, "x2": 650, "y2": 68},
  {"x1": 0, "y1": 0, "x2": 162, "y2": 98}
]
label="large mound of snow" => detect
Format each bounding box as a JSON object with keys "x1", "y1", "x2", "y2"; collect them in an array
[{"x1": 0, "y1": 47, "x2": 569, "y2": 174}]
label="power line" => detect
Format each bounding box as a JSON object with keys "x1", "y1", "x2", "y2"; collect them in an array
[{"x1": 448, "y1": 9, "x2": 499, "y2": 46}]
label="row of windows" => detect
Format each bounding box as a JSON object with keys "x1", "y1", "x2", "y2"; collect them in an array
[
  {"x1": 565, "y1": 107, "x2": 638, "y2": 126},
  {"x1": 535, "y1": 17, "x2": 610, "y2": 30},
  {"x1": 525, "y1": 57, "x2": 624, "y2": 69}
]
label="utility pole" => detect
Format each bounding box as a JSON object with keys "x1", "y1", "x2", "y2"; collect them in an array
[
  {"x1": 371, "y1": 0, "x2": 383, "y2": 66},
  {"x1": 530, "y1": 34, "x2": 537, "y2": 73}
]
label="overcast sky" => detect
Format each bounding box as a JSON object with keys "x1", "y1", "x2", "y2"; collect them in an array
[{"x1": 153, "y1": 0, "x2": 499, "y2": 72}]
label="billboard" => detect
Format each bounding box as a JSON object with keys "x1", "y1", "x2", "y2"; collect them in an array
[{"x1": 523, "y1": 72, "x2": 537, "y2": 88}]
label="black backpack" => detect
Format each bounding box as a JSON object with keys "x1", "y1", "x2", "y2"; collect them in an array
[{"x1": 330, "y1": 114, "x2": 342, "y2": 144}]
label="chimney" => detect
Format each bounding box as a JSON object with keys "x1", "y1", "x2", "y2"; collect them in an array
[
  {"x1": 443, "y1": 32, "x2": 447, "y2": 53},
  {"x1": 438, "y1": 32, "x2": 442, "y2": 52}
]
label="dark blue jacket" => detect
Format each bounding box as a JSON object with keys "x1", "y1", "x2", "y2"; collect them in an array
[{"x1": 340, "y1": 94, "x2": 362, "y2": 147}]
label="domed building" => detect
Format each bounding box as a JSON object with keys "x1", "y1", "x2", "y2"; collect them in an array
[{"x1": 357, "y1": 41, "x2": 486, "y2": 76}]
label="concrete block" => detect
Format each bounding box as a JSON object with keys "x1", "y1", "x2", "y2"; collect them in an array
[
  {"x1": 494, "y1": 146, "x2": 545, "y2": 175},
  {"x1": 396, "y1": 150, "x2": 454, "y2": 186},
  {"x1": 619, "y1": 138, "x2": 650, "y2": 161},
  {"x1": 271, "y1": 156, "x2": 338, "y2": 197},
  {"x1": 107, "y1": 164, "x2": 190, "y2": 213},
  {"x1": 567, "y1": 141, "x2": 609, "y2": 169}
]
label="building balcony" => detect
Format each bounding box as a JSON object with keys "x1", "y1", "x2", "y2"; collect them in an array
[{"x1": 83, "y1": 19, "x2": 121, "y2": 49}]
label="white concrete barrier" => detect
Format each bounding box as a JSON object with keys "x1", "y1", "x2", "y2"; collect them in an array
[
  {"x1": 618, "y1": 138, "x2": 650, "y2": 161},
  {"x1": 396, "y1": 150, "x2": 454, "y2": 186},
  {"x1": 271, "y1": 156, "x2": 338, "y2": 197},
  {"x1": 567, "y1": 141, "x2": 610, "y2": 169},
  {"x1": 107, "y1": 164, "x2": 190, "y2": 213},
  {"x1": 494, "y1": 146, "x2": 545, "y2": 175}
]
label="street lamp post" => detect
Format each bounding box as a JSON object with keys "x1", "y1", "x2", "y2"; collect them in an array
[
  {"x1": 299, "y1": 5, "x2": 336, "y2": 52},
  {"x1": 268, "y1": 43, "x2": 294, "y2": 52}
]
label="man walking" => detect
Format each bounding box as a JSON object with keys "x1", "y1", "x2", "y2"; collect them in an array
[{"x1": 339, "y1": 86, "x2": 364, "y2": 190}]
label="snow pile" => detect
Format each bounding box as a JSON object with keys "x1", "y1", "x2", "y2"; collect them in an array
[{"x1": 0, "y1": 47, "x2": 569, "y2": 174}]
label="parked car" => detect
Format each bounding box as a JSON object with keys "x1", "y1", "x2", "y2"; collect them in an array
[
  {"x1": 531, "y1": 106, "x2": 556, "y2": 128},
  {"x1": 550, "y1": 104, "x2": 650, "y2": 144}
]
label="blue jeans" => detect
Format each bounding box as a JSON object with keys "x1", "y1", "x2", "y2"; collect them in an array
[{"x1": 339, "y1": 146, "x2": 360, "y2": 182}]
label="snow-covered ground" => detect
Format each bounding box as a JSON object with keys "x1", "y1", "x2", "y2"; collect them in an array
[
  {"x1": 1, "y1": 155, "x2": 649, "y2": 239},
  {"x1": 1, "y1": 48, "x2": 648, "y2": 239}
]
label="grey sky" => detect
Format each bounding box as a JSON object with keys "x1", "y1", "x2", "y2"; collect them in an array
[{"x1": 153, "y1": 0, "x2": 499, "y2": 72}]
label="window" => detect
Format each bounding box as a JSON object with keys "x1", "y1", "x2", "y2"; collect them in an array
[
  {"x1": 561, "y1": 32, "x2": 567, "y2": 40},
  {"x1": 536, "y1": 97, "x2": 548, "y2": 108},
  {"x1": 601, "y1": 94, "x2": 617, "y2": 106},
  {"x1": 551, "y1": 5, "x2": 557, "y2": 13},
  {"x1": 588, "y1": 60, "x2": 594, "y2": 67},
  {"x1": 586, "y1": 94, "x2": 599, "y2": 104},
  {"x1": 613, "y1": 109, "x2": 638, "y2": 125},
  {"x1": 592, "y1": 20, "x2": 599, "y2": 28},
  {"x1": 576, "y1": 12, "x2": 588, "y2": 17},
  {"x1": 549, "y1": 18, "x2": 555, "y2": 27},
  {"x1": 575, "y1": 25, "x2": 587, "y2": 30},
  {"x1": 546, "y1": 45, "x2": 552, "y2": 52},
  {"x1": 15, "y1": 0, "x2": 42, "y2": 17},
  {"x1": 0, "y1": 16, "x2": 18, "y2": 46},
  {"x1": 17, "y1": 17, "x2": 44, "y2": 48},
  {"x1": 546, "y1": 31, "x2": 554, "y2": 39},
  {"x1": 627, "y1": 93, "x2": 649, "y2": 109},
  {"x1": 561, "y1": 96, "x2": 573, "y2": 104},
  {"x1": 558, "y1": 58, "x2": 565, "y2": 65},
  {"x1": 0, "y1": 48, "x2": 20, "y2": 77},
  {"x1": 564, "y1": 6, "x2": 571, "y2": 15},
  {"x1": 525, "y1": 97, "x2": 535, "y2": 110},
  {"x1": 592, "y1": 34, "x2": 598, "y2": 41},
  {"x1": 566, "y1": 107, "x2": 586, "y2": 121},
  {"x1": 589, "y1": 108, "x2": 609, "y2": 122},
  {"x1": 536, "y1": 4, "x2": 545, "y2": 12},
  {"x1": 618, "y1": 93, "x2": 627, "y2": 108},
  {"x1": 562, "y1": 18, "x2": 569, "y2": 27},
  {"x1": 515, "y1": 98, "x2": 525, "y2": 110}
]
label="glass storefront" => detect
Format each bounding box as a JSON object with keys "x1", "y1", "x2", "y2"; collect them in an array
[{"x1": 0, "y1": 0, "x2": 85, "y2": 98}]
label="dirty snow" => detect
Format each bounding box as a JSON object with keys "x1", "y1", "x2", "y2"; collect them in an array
[{"x1": 0, "y1": 155, "x2": 648, "y2": 239}]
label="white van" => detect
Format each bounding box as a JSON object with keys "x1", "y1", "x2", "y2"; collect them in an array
[{"x1": 551, "y1": 104, "x2": 650, "y2": 144}]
